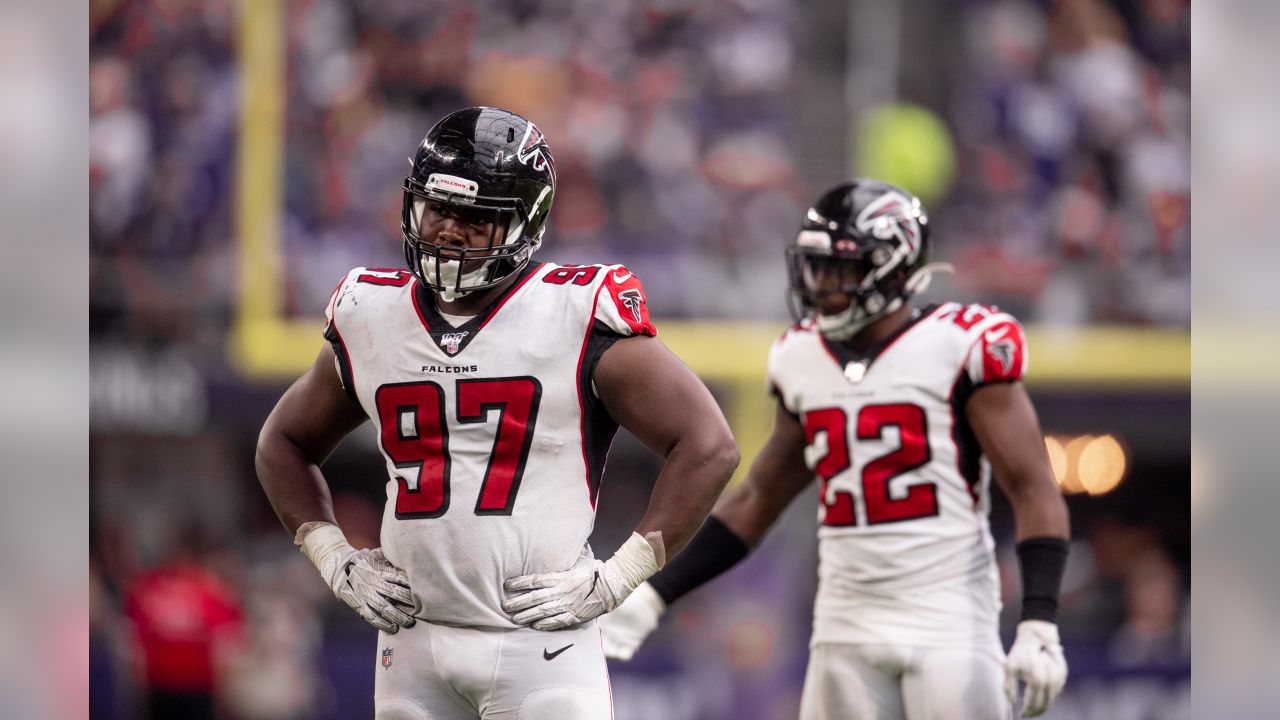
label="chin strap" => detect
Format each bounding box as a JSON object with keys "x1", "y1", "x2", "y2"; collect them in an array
[
  {"x1": 816, "y1": 262, "x2": 955, "y2": 340},
  {"x1": 904, "y1": 262, "x2": 953, "y2": 296},
  {"x1": 817, "y1": 298, "x2": 900, "y2": 340}
]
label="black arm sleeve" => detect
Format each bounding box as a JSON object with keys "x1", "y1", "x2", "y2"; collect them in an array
[
  {"x1": 1016, "y1": 536, "x2": 1069, "y2": 622},
  {"x1": 647, "y1": 516, "x2": 750, "y2": 605}
]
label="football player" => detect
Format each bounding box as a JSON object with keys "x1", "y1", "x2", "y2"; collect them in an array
[
  {"x1": 600, "y1": 180, "x2": 1070, "y2": 719},
  {"x1": 256, "y1": 107, "x2": 739, "y2": 719}
]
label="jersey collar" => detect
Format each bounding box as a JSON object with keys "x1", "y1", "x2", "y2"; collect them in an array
[
  {"x1": 819, "y1": 303, "x2": 942, "y2": 376},
  {"x1": 412, "y1": 262, "x2": 544, "y2": 357}
]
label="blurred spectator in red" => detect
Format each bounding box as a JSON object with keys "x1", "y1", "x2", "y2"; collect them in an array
[{"x1": 122, "y1": 523, "x2": 245, "y2": 720}]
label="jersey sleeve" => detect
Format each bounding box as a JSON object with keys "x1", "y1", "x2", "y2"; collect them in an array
[
  {"x1": 963, "y1": 310, "x2": 1029, "y2": 386},
  {"x1": 322, "y1": 268, "x2": 362, "y2": 399},
  {"x1": 593, "y1": 264, "x2": 657, "y2": 337}
]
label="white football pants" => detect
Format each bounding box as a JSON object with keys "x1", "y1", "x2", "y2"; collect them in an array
[
  {"x1": 374, "y1": 620, "x2": 611, "y2": 719},
  {"x1": 799, "y1": 642, "x2": 1009, "y2": 720}
]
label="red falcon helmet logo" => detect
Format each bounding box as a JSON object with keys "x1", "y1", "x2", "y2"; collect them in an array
[
  {"x1": 516, "y1": 122, "x2": 556, "y2": 181},
  {"x1": 854, "y1": 191, "x2": 922, "y2": 256}
]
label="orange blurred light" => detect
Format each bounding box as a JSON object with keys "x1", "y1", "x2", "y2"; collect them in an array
[
  {"x1": 1061, "y1": 435, "x2": 1093, "y2": 495},
  {"x1": 1044, "y1": 436, "x2": 1069, "y2": 490},
  {"x1": 1079, "y1": 434, "x2": 1127, "y2": 495}
]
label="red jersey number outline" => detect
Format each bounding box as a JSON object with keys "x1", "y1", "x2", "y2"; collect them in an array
[
  {"x1": 804, "y1": 402, "x2": 937, "y2": 526},
  {"x1": 375, "y1": 378, "x2": 542, "y2": 519}
]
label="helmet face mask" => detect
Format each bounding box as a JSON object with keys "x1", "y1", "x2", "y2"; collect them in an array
[
  {"x1": 787, "y1": 180, "x2": 931, "y2": 340},
  {"x1": 402, "y1": 107, "x2": 556, "y2": 300},
  {"x1": 403, "y1": 179, "x2": 522, "y2": 298}
]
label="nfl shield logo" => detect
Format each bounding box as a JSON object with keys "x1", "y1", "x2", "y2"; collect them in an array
[
  {"x1": 441, "y1": 331, "x2": 468, "y2": 355},
  {"x1": 381, "y1": 648, "x2": 394, "y2": 669}
]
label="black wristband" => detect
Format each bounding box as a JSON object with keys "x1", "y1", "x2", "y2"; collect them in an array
[
  {"x1": 1016, "y1": 536, "x2": 1069, "y2": 623},
  {"x1": 647, "y1": 516, "x2": 750, "y2": 605}
]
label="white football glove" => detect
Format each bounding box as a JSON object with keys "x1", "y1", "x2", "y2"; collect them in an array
[
  {"x1": 599, "y1": 581, "x2": 666, "y2": 660},
  {"x1": 1004, "y1": 619, "x2": 1068, "y2": 717},
  {"x1": 503, "y1": 532, "x2": 663, "y2": 631},
  {"x1": 296, "y1": 522, "x2": 416, "y2": 634}
]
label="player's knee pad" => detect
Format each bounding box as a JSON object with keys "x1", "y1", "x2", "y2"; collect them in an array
[
  {"x1": 517, "y1": 687, "x2": 611, "y2": 720},
  {"x1": 374, "y1": 698, "x2": 433, "y2": 720}
]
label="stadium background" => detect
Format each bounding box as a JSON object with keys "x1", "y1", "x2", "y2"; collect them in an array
[{"x1": 88, "y1": 0, "x2": 1189, "y2": 718}]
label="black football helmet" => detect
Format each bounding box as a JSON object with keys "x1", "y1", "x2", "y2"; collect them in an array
[
  {"x1": 787, "y1": 179, "x2": 935, "y2": 340},
  {"x1": 402, "y1": 106, "x2": 556, "y2": 299}
]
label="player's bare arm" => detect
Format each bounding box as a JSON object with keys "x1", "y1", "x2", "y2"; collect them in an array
[
  {"x1": 502, "y1": 333, "x2": 739, "y2": 632},
  {"x1": 967, "y1": 381, "x2": 1068, "y2": 542},
  {"x1": 967, "y1": 380, "x2": 1071, "y2": 718},
  {"x1": 256, "y1": 347, "x2": 416, "y2": 634},
  {"x1": 600, "y1": 400, "x2": 811, "y2": 660},
  {"x1": 713, "y1": 401, "x2": 814, "y2": 546},
  {"x1": 256, "y1": 347, "x2": 365, "y2": 536},
  {"x1": 593, "y1": 333, "x2": 741, "y2": 557}
]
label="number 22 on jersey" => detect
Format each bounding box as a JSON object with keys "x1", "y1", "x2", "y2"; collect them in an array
[
  {"x1": 375, "y1": 378, "x2": 541, "y2": 520},
  {"x1": 805, "y1": 403, "x2": 937, "y2": 526}
]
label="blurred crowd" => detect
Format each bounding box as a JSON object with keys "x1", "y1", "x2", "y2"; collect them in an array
[
  {"x1": 89, "y1": 0, "x2": 1189, "y2": 352},
  {"x1": 939, "y1": 0, "x2": 1190, "y2": 326},
  {"x1": 89, "y1": 1, "x2": 1189, "y2": 718}
]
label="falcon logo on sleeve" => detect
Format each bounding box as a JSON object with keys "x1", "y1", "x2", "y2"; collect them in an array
[
  {"x1": 979, "y1": 320, "x2": 1025, "y2": 382},
  {"x1": 986, "y1": 337, "x2": 1016, "y2": 375},
  {"x1": 617, "y1": 289, "x2": 644, "y2": 324},
  {"x1": 597, "y1": 265, "x2": 657, "y2": 337}
]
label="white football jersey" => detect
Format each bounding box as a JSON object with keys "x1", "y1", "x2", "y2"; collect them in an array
[
  {"x1": 323, "y1": 262, "x2": 656, "y2": 629},
  {"x1": 768, "y1": 302, "x2": 1029, "y2": 651}
]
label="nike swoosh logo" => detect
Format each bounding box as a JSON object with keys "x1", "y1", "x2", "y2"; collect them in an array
[
  {"x1": 612, "y1": 269, "x2": 632, "y2": 283},
  {"x1": 984, "y1": 327, "x2": 1008, "y2": 343},
  {"x1": 543, "y1": 644, "x2": 574, "y2": 660}
]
